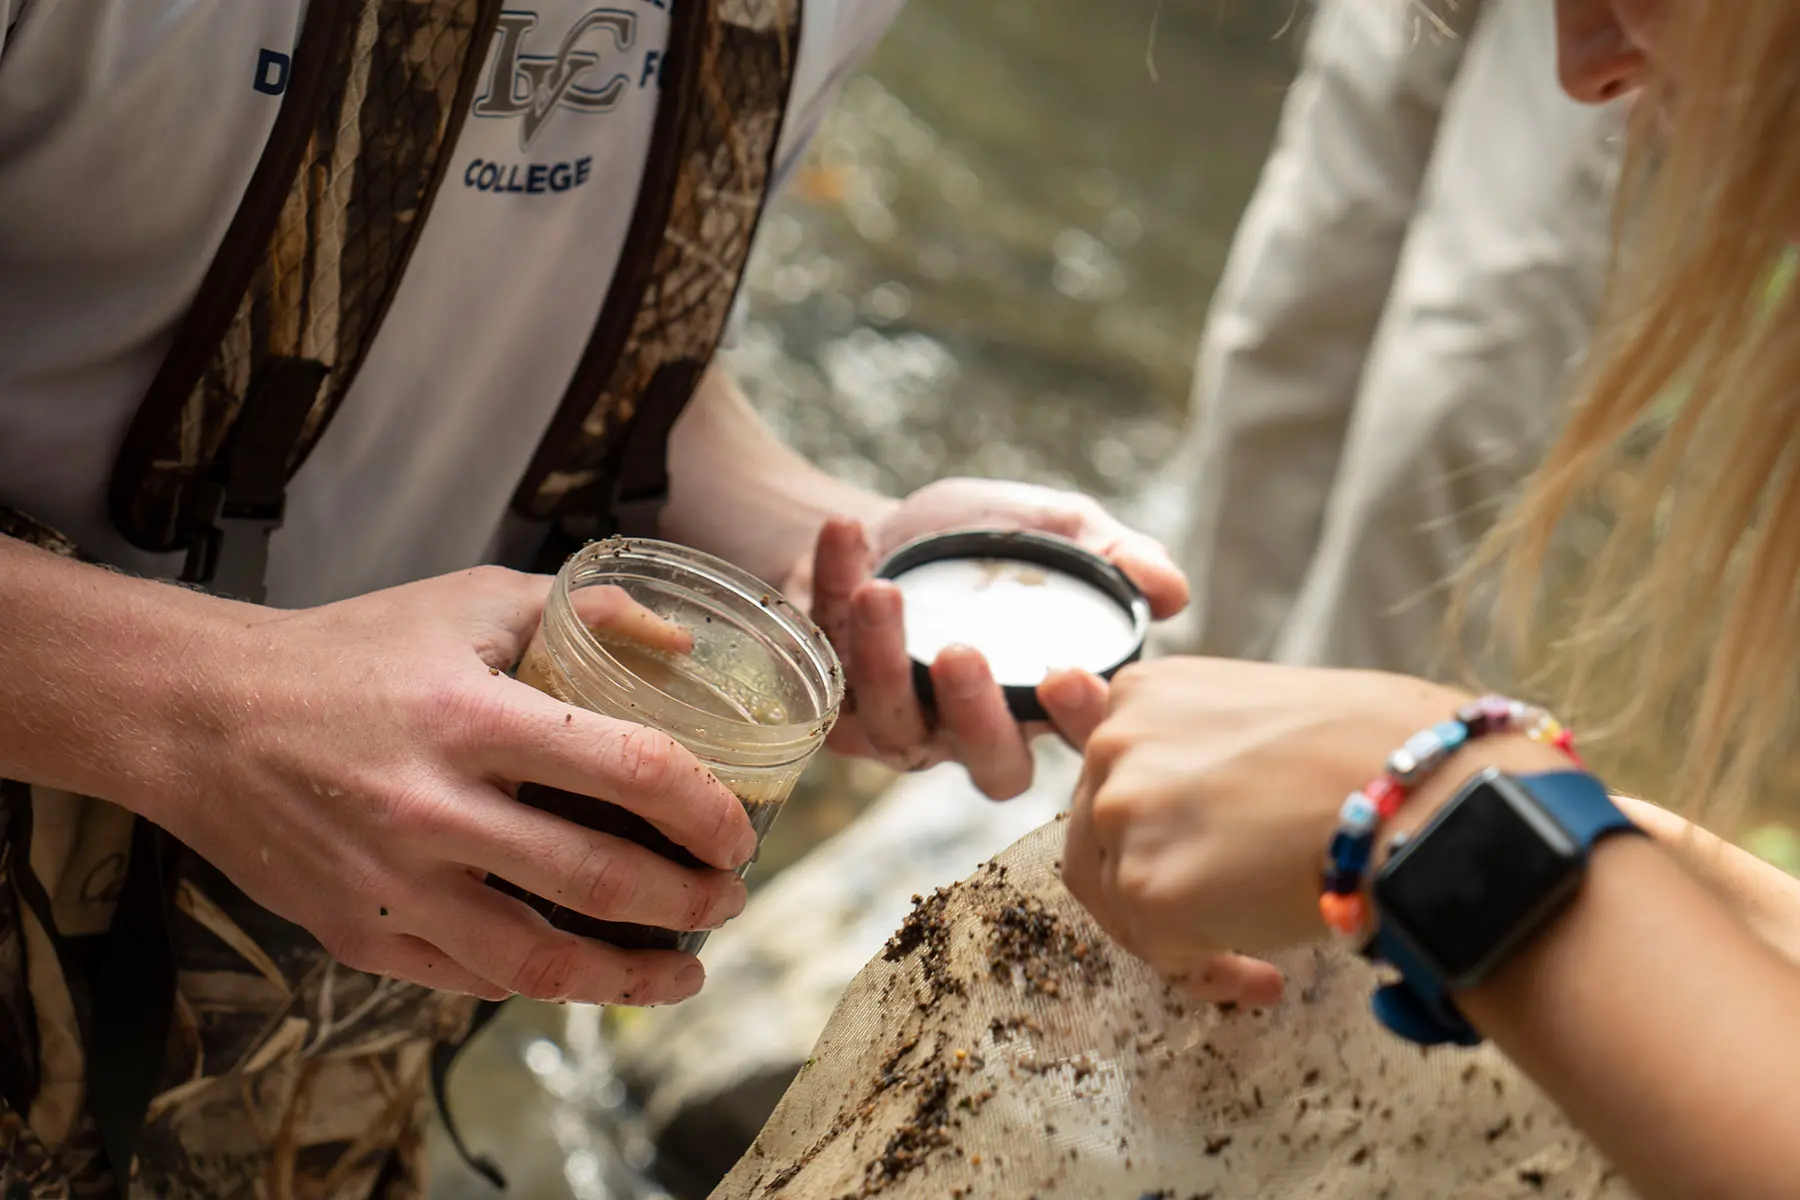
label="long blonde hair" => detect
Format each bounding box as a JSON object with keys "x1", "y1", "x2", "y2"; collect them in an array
[{"x1": 1485, "y1": 0, "x2": 1800, "y2": 823}]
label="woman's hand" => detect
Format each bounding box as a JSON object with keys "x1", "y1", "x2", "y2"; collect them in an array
[
  {"x1": 1043, "y1": 658, "x2": 1477, "y2": 1003},
  {"x1": 785, "y1": 477, "x2": 1188, "y2": 800}
]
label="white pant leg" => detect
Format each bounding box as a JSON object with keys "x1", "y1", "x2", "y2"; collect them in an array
[
  {"x1": 1271, "y1": 0, "x2": 1621, "y2": 674},
  {"x1": 1167, "y1": 0, "x2": 1476, "y2": 661}
]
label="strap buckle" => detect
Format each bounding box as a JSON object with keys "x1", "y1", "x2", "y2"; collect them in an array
[
  {"x1": 174, "y1": 356, "x2": 324, "y2": 604},
  {"x1": 180, "y1": 479, "x2": 285, "y2": 604}
]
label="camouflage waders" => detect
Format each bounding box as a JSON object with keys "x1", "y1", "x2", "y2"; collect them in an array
[{"x1": 0, "y1": 0, "x2": 802, "y2": 1193}]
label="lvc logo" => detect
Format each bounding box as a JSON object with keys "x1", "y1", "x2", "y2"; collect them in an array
[{"x1": 474, "y1": 8, "x2": 665, "y2": 149}]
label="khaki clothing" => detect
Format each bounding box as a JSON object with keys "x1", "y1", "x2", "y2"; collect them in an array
[{"x1": 1168, "y1": 0, "x2": 1622, "y2": 674}]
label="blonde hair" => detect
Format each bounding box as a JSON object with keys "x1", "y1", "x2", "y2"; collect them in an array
[{"x1": 1483, "y1": 0, "x2": 1800, "y2": 824}]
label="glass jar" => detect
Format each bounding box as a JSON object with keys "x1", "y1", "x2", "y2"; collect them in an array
[{"x1": 504, "y1": 537, "x2": 843, "y2": 955}]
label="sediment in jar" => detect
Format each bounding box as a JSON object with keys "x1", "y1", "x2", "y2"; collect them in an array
[{"x1": 502, "y1": 630, "x2": 802, "y2": 954}]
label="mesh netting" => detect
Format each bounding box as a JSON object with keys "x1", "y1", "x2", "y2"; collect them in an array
[{"x1": 711, "y1": 819, "x2": 1631, "y2": 1200}]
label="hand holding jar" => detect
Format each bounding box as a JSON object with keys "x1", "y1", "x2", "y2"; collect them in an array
[
  {"x1": 505, "y1": 539, "x2": 843, "y2": 958},
  {"x1": 152, "y1": 566, "x2": 759, "y2": 1008}
]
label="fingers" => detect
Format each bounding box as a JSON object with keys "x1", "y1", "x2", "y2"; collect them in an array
[
  {"x1": 458, "y1": 566, "x2": 557, "y2": 670},
  {"x1": 931, "y1": 646, "x2": 1032, "y2": 799},
  {"x1": 1092, "y1": 528, "x2": 1189, "y2": 620},
  {"x1": 423, "y1": 872, "x2": 707, "y2": 1005},
  {"x1": 1015, "y1": 495, "x2": 1185, "y2": 620},
  {"x1": 1064, "y1": 788, "x2": 1283, "y2": 1010},
  {"x1": 847, "y1": 582, "x2": 934, "y2": 767},
  {"x1": 356, "y1": 933, "x2": 511, "y2": 1001},
  {"x1": 433, "y1": 790, "x2": 748, "y2": 931},
  {"x1": 1171, "y1": 954, "x2": 1286, "y2": 1008},
  {"x1": 1037, "y1": 668, "x2": 1109, "y2": 750},
  {"x1": 482, "y1": 695, "x2": 757, "y2": 870},
  {"x1": 810, "y1": 517, "x2": 870, "y2": 656},
  {"x1": 1061, "y1": 770, "x2": 1124, "y2": 943},
  {"x1": 567, "y1": 585, "x2": 694, "y2": 656}
]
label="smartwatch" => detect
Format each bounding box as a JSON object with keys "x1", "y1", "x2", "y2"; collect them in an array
[{"x1": 1368, "y1": 767, "x2": 1645, "y2": 1046}]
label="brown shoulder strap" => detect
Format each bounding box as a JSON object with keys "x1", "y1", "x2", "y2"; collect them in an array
[
  {"x1": 510, "y1": 0, "x2": 805, "y2": 544},
  {"x1": 107, "y1": 0, "x2": 505, "y2": 601},
  {"x1": 103, "y1": 0, "x2": 798, "y2": 601}
]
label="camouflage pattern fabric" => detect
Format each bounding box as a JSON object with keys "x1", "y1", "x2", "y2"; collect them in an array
[
  {"x1": 0, "y1": 511, "x2": 83, "y2": 563},
  {"x1": 513, "y1": 0, "x2": 802, "y2": 520},
  {"x1": 0, "y1": 0, "x2": 803, "y2": 1194},
  {"x1": 0, "y1": 786, "x2": 481, "y2": 1200},
  {"x1": 115, "y1": 0, "x2": 503, "y2": 552}
]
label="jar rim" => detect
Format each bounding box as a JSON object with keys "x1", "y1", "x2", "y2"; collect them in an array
[{"x1": 540, "y1": 538, "x2": 844, "y2": 767}]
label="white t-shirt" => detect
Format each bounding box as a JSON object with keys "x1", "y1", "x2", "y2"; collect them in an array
[{"x1": 0, "y1": 0, "x2": 901, "y2": 607}]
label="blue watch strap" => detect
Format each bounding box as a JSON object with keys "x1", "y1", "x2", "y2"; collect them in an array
[
  {"x1": 1525, "y1": 769, "x2": 1640, "y2": 848},
  {"x1": 1371, "y1": 926, "x2": 1482, "y2": 1047},
  {"x1": 1370, "y1": 769, "x2": 1642, "y2": 1047}
]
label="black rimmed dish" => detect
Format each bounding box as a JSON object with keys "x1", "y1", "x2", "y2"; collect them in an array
[{"x1": 874, "y1": 530, "x2": 1152, "y2": 723}]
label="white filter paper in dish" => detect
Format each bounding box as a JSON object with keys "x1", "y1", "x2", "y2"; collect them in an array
[{"x1": 890, "y1": 557, "x2": 1140, "y2": 687}]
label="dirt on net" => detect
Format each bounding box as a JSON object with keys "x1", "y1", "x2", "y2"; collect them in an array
[{"x1": 710, "y1": 821, "x2": 1634, "y2": 1200}]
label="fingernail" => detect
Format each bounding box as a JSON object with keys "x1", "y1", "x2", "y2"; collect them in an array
[
  {"x1": 827, "y1": 515, "x2": 865, "y2": 547},
  {"x1": 732, "y1": 828, "x2": 761, "y2": 870},
  {"x1": 673, "y1": 963, "x2": 705, "y2": 1000},
  {"x1": 710, "y1": 885, "x2": 749, "y2": 929},
  {"x1": 937, "y1": 647, "x2": 987, "y2": 697},
  {"x1": 854, "y1": 583, "x2": 899, "y2": 624}
]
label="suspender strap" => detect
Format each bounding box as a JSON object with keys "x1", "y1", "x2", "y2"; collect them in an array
[
  {"x1": 521, "y1": 359, "x2": 702, "y2": 572},
  {"x1": 181, "y1": 358, "x2": 329, "y2": 602},
  {"x1": 611, "y1": 360, "x2": 705, "y2": 538},
  {"x1": 108, "y1": 0, "x2": 506, "y2": 599},
  {"x1": 85, "y1": 819, "x2": 180, "y2": 1185},
  {"x1": 510, "y1": 0, "x2": 803, "y2": 545},
  {"x1": 109, "y1": 0, "x2": 355, "y2": 575},
  {"x1": 0, "y1": 781, "x2": 46, "y2": 1121}
]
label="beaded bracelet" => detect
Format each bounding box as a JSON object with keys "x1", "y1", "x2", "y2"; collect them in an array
[{"x1": 1318, "y1": 696, "x2": 1581, "y2": 938}]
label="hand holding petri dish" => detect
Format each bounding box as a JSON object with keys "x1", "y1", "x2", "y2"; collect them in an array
[{"x1": 875, "y1": 530, "x2": 1151, "y2": 722}]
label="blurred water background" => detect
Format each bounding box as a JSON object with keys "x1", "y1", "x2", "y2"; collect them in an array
[{"x1": 430, "y1": 3, "x2": 1304, "y2": 1197}]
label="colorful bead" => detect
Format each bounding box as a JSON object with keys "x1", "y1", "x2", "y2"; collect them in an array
[
  {"x1": 1479, "y1": 694, "x2": 1514, "y2": 729},
  {"x1": 1321, "y1": 695, "x2": 1578, "y2": 937},
  {"x1": 1407, "y1": 729, "x2": 1445, "y2": 760},
  {"x1": 1320, "y1": 891, "x2": 1369, "y2": 936},
  {"x1": 1366, "y1": 776, "x2": 1406, "y2": 819},
  {"x1": 1455, "y1": 700, "x2": 1490, "y2": 737},
  {"x1": 1329, "y1": 830, "x2": 1374, "y2": 874},
  {"x1": 1433, "y1": 720, "x2": 1468, "y2": 752},
  {"x1": 1389, "y1": 728, "x2": 1452, "y2": 785},
  {"x1": 1339, "y1": 792, "x2": 1379, "y2": 834}
]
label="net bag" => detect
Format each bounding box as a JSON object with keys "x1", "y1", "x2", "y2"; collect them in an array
[{"x1": 709, "y1": 819, "x2": 1631, "y2": 1200}]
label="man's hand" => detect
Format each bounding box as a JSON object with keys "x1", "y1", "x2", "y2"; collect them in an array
[
  {"x1": 786, "y1": 477, "x2": 1188, "y2": 800},
  {"x1": 149, "y1": 567, "x2": 755, "y2": 1006}
]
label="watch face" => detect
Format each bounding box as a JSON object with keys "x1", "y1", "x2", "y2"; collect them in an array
[{"x1": 1375, "y1": 771, "x2": 1584, "y2": 987}]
